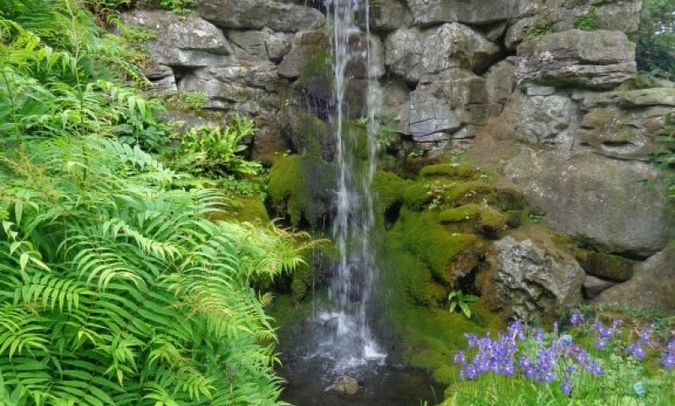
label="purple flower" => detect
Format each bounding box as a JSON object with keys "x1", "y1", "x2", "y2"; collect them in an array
[
  {"x1": 560, "y1": 377, "x2": 572, "y2": 396},
  {"x1": 662, "y1": 340, "x2": 675, "y2": 369},
  {"x1": 570, "y1": 310, "x2": 585, "y2": 326},
  {"x1": 626, "y1": 340, "x2": 646, "y2": 358},
  {"x1": 586, "y1": 360, "x2": 603, "y2": 376},
  {"x1": 594, "y1": 337, "x2": 608, "y2": 350},
  {"x1": 453, "y1": 351, "x2": 466, "y2": 365}
]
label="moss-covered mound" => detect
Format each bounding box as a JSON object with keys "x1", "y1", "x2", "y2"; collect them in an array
[
  {"x1": 375, "y1": 160, "x2": 528, "y2": 382},
  {"x1": 268, "y1": 155, "x2": 336, "y2": 227}
]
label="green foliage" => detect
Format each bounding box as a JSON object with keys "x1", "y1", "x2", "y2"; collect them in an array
[
  {"x1": 574, "y1": 8, "x2": 600, "y2": 31},
  {"x1": 524, "y1": 23, "x2": 553, "y2": 42},
  {"x1": 167, "y1": 117, "x2": 263, "y2": 178},
  {"x1": 166, "y1": 92, "x2": 209, "y2": 112},
  {"x1": 0, "y1": 136, "x2": 305, "y2": 406},
  {"x1": 636, "y1": 0, "x2": 675, "y2": 78},
  {"x1": 448, "y1": 290, "x2": 479, "y2": 319},
  {"x1": 159, "y1": 0, "x2": 196, "y2": 14}
]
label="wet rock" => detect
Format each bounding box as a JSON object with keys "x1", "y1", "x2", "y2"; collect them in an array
[
  {"x1": 334, "y1": 375, "x2": 359, "y2": 395},
  {"x1": 494, "y1": 236, "x2": 585, "y2": 321}
]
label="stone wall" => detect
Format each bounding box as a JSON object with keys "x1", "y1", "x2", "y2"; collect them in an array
[{"x1": 123, "y1": 0, "x2": 674, "y2": 315}]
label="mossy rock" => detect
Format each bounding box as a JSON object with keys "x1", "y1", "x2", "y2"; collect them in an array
[
  {"x1": 395, "y1": 210, "x2": 477, "y2": 282},
  {"x1": 372, "y1": 170, "x2": 412, "y2": 213},
  {"x1": 402, "y1": 182, "x2": 433, "y2": 211},
  {"x1": 286, "y1": 113, "x2": 334, "y2": 159},
  {"x1": 230, "y1": 197, "x2": 270, "y2": 223},
  {"x1": 420, "y1": 163, "x2": 484, "y2": 181},
  {"x1": 290, "y1": 240, "x2": 337, "y2": 303},
  {"x1": 576, "y1": 250, "x2": 634, "y2": 282},
  {"x1": 268, "y1": 155, "x2": 336, "y2": 227},
  {"x1": 439, "y1": 203, "x2": 508, "y2": 239}
]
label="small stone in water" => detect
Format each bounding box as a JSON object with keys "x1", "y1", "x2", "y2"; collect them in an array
[{"x1": 334, "y1": 375, "x2": 359, "y2": 395}]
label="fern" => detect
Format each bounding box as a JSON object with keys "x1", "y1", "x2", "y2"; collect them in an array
[{"x1": 0, "y1": 135, "x2": 307, "y2": 405}]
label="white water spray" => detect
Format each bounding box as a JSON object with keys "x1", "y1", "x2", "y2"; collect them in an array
[{"x1": 311, "y1": 0, "x2": 385, "y2": 371}]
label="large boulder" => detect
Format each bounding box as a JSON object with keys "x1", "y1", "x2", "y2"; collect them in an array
[
  {"x1": 404, "y1": 0, "x2": 528, "y2": 26},
  {"x1": 199, "y1": 0, "x2": 325, "y2": 32},
  {"x1": 385, "y1": 23, "x2": 500, "y2": 83},
  {"x1": 121, "y1": 10, "x2": 232, "y2": 67},
  {"x1": 504, "y1": 148, "x2": 673, "y2": 256},
  {"x1": 493, "y1": 236, "x2": 586, "y2": 321},
  {"x1": 593, "y1": 244, "x2": 675, "y2": 313},
  {"x1": 577, "y1": 88, "x2": 675, "y2": 160},
  {"x1": 516, "y1": 29, "x2": 636, "y2": 89}
]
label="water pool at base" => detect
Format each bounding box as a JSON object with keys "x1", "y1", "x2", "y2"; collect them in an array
[{"x1": 278, "y1": 358, "x2": 443, "y2": 406}]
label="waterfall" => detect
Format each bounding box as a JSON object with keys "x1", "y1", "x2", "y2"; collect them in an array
[{"x1": 311, "y1": 0, "x2": 385, "y2": 371}]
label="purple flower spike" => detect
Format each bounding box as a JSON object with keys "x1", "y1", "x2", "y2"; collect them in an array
[
  {"x1": 662, "y1": 340, "x2": 675, "y2": 369},
  {"x1": 453, "y1": 351, "x2": 466, "y2": 365},
  {"x1": 560, "y1": 377, "x2": 572, "y2": 396},
  {"x1": 626, "y1": 341, "x2": 646, "y2": 358},
  {"x1": 570, "y1": 310, "x2": 585, "y2": 326}
]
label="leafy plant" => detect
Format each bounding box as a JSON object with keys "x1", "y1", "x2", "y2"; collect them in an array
[
  {"x1": 166, "y1": 91, "x2": 209, "y2": 112},
  {"x1": 524, "y1": 23, "x2": 554, "y2": 42},
  {"x1": 448, "y1": 289, "x2": 479, "y2": 319},
  {"x1": 636, "y1": 0, "x2": 675, "y2": 79},
  {"x1": 0, "y1": 136, "x2": 306, "y2": 406},
  {"x1": 159, "y1": 0, "x2": 196, "y2": 14},
  {"x1": 574, "y1": 8, "x2": 600, "y2": 31},
  {"x1": 169, "y1": 116, "x2": 263, "y2": 178}
]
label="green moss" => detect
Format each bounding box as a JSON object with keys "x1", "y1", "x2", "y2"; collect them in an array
[
  {"x1": 293, "y1": 113, "x2": 331, "y2": 158},
  {"x1": 396, "y1": 210, "x2": 477, "y2": 283},
  {"x1": 372, "y1": 170, "x2": 412, "y2": 213},
  {"x1": 420, "y1": 163, "x2": 482, "y2": 181},
  {"x1": 267, "y1": 155, "x2": 336, "y2": 227},
  {"x1": 295, "y1": 46, "x2": 333, "y2": 97},
  {"x1": 230, "y1": 197, "x2": 270, "y2": 223},
  {"x1": 403, "y1": 182, "x2": 433, "y2": 211}
]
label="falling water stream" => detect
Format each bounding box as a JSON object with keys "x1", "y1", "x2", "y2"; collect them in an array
[{"x1": 277, "y1": 0, "x2": 440, "y2": 404}]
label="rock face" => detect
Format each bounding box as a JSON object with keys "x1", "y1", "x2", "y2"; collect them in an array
[
  {"x1": 124, "y1": 0, "x2": 674, "y2": 316},
  {"x1": 505, "y1": 148, "x2": 673, "y2": 257},
  {"x1": 578, "y1": 88, "x2": 675, "y2": 160},
  {"x1": 494, "y1": 236, "x2": 586, "y2": 321},
  {"x1": 199, "y1": 0, "x2": 325, "y2": 32},
  {"x1": 516, "y1": 30, "x2": 636, "y2": 89},
  {"x1": 122, "y1": 10, "x2": 233, "y2": 67}
]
